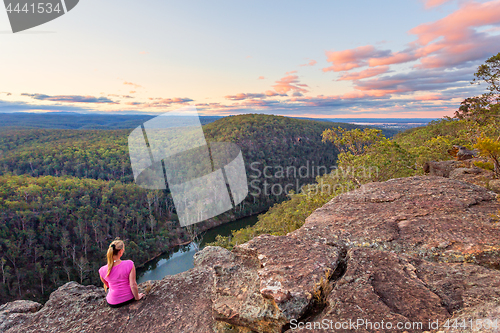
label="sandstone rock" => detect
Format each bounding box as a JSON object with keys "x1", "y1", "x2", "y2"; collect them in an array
[
  {"x1": 424, "y1": 160, "x2": 467, "y2": 177},
  {"x1": 5, "y1": 267, "x2": 216, "y2": 333},
  {"x1": 489, "y1": 179, "x2": 500, "y2": 194},
  {"x1": 193, "y1": 245, "x2": 236, "y2": 267},
  {"x1": 440, "y1": 302, "x2": 500, "y2": 333},
  {"x1": 211, "y1": 235, "x2": 343, "y2": 332},
  {"x1": 449, "y1": 167, "x2": 483, "y2": 179},
  {"x1": 211, "y1": 247, "x2": 287, "y2": 333},
  {"x1": 0, "y1": 300, "x2": 42, "y2": 332},
  {"x1": 0, "y1": 300, "x2": 42, "y2": 314},
  {"x1": 287, "y1": 248, "x2": 500, "y2": 333},
  {"x1": 423, "y1": 159, "x2": 495, "y2": 189},
  {"x1": 293, "y1": 176, "x2": 500, "y2": 269},
  {"x1": 236, "y1": 235, "x2": 343, "y2": 321},
  {"x1": 4, "y1": 176, "x2": 500, "y2": 333},
  {"x1": 457, "y1": 146, "x2": 478, "y2": 161},
  {"x1": 449, "y1": 168, "x2": 495, "y2": 189}
]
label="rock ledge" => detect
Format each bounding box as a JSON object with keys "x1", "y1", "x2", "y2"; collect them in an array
[{"x1": 3, "y1": 176, "x2": 500, "y2": 333}]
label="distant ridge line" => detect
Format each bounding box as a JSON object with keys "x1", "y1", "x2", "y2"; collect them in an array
[{"x1": 296, "y1": 117, "x2": 437, "y2": 123}]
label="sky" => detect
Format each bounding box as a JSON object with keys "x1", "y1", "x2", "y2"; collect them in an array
[{"x1": 1, "y1": 0, "x2": 500, "y2": 118}]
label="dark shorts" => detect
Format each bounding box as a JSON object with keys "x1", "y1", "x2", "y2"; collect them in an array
[{"x1": 107, "y1": 297, "x2": 135, "y2": 308}]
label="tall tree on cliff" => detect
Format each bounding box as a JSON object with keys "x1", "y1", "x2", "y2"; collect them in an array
[
  {"x1": 474, "y1": 52, "x2": 500, "y2": 97},
  {"x1": 455, "y1": 52, "x2": 500, "y2": 123},
  {"x1": 454, "y1": 52, "x2": 500, "y2": 178}
]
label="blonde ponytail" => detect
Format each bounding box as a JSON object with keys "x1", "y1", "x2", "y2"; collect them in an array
[{"x1": 105, "y1": 239, "x2": 124, "y2": 278}]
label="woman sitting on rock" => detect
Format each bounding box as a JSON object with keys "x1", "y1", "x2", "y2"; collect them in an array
[{"x1": 99, "y1": 239, "x2": 145, "y2": 308}]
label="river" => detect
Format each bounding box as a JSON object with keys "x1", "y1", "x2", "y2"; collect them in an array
[{"x1": 137, "y1": 215, "x2": 259, "y2": 283}]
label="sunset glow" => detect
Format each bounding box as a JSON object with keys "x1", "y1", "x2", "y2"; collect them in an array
[{"x1": 1, "y1": 0, "x2": 499, "y2": 118}]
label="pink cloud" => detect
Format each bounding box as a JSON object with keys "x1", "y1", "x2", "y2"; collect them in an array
[
  {"x1": 368, "y1": 53, "x2": 417, "y2": 67},
  {"x1": 323, "y1": 45, "x2": 414, "y2": 72},
  {"x1": 323, "y1": 45, "x2": 391, "y2": 72},
  {"x1": 409, "y1": 0, "x2": 500, "y2": 69},
  {"x1": 258, "y1": 76, "x2": 265, "y2": 80},
  {"x1": 272, "y1": 74, "x2": 309, "y2": 94},
  {"x1": 414, "y1": 94, "x2": 446, "y2": 100},
  {"x1": 340, "y1": 89, "x2": 398, "y2": 99},
  {"x1": 193, "y1": 89, "x2": 459, "y2": 118},
  {"x1": 299, "y1": 59, "x2": 317, "y2": 67},
  {"x1": 128, "y1": 97, "x2": 194, "y2": 108},
  {"x1": 241, "y1": 100, "x2": 269, "y2": 106},
  {"x1": 265, "y1": 90, "x2": 285, "y2": 97},
  {"x1": 289, "y1": 90, "x2": 393, "y2": 104},
  {"x1": 423, "y1": 0, "x2": 453, "y2": 9},
  {"x1": 225, "y1": 93, "x2": 266, "y2": 100},
  {"x1": 320, "y1": 0, "x2": 500, "y2": 80},
  {"x1": 338, "y1": 66, "x2": 390, "y2": 81},
  {"x1": 123, "y1": 81, "x2": 142, "y2": 89},
  {"x1": 350, "y1": 67, "x2": 474, "y2": 100},
  {"x1": 224, "y1": 90, "x2": 287, "y2": 101},
  {"x1": 157, "y1": 97, "x2": 193, "y2": 104},
  {"x1": 412, "y1": 1, "x2": 500, "y2": 45}
]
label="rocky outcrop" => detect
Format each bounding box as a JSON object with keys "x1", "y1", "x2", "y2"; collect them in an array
[
  {"x1": 440, "y1": 302, "x2": 500, "y2": 333},
  {"x1": 3, "y1": 268, "x2": 216, "y2": 333},
  {"x1": 424, "y1": 158, "x2": 498, "y2": 192},
  {"x1": 3, "y1": 176, "x2": 500, "y2": 333},
  {"x1": 489, "y1": 179, "x2": 500, "y2": 193},
  {"x1": 293, "y1": 176, "x2": 500, "y2": 269},
  {"x1": 211, "y1": 235, "x2": 343, "y2": 332},
  {"x1": 0, "y1": 300, "x2": 42, "y2": 332},
  {"x1": 288, "y1": 248, "x2": 500, "y2": 332}
]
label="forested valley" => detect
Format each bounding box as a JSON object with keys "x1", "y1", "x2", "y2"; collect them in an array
[{"x1": 0, "y1": 113, "x2": 380, "y2": 304}]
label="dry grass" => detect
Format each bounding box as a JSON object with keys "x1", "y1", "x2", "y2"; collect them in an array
[
  {"x1": 144, "y1": 281, "x2": 153, "y2": 295},
  {"x1": 312, "y1": 268, "x2": 333, "y2": 306}
]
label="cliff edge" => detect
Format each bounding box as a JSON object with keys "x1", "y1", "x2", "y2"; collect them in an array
[{"x1": 2, "y1": 176, "x2": 500, "y2": 333}]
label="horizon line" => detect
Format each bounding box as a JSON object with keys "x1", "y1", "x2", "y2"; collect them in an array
[{"x1": 0, "y1": 111, "x2": 439, "y2": 120}]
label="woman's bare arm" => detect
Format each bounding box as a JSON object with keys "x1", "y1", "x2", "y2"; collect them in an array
[
  {"x1": 100, "y1": 275, "x2": 109, "y2": 290},
  {"x1": 129, "y1": 265, "x2": 145, "y2": 300}
]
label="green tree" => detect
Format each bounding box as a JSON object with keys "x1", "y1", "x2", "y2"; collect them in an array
[
  {"x1": 474, "y1": 134, "x2": 500, "y2": 177},
  {"x1": 322, "y1": 127, "x2": 385, "y2": 156},
  {"x1": 473, "y1": 52, "x2": 500, "y2": 96},
  {"x1": 322, "y1": 127, "x2": 394, "y2": 185},
  {"x1": 456, "y1": 52, "x2": 500, "y2": 122}
]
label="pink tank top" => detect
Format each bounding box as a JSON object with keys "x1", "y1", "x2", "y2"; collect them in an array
[{"x1": 99, "y1": 260, "x2": 135, "y2": 305}]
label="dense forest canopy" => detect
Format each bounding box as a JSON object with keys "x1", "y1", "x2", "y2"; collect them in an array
[{"x1": 0, "y1": 113, "x2": 380, "y2": 304}]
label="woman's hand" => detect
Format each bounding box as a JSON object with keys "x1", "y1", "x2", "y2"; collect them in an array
[{"x1": 129, "y1": 264, "x2": 146, "y2": 301}]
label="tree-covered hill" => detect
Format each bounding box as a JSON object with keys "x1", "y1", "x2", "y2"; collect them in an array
[
  {"x1": 0, "y1": 114, "x2": 391, "y2": 182},
  {"x1": 0, "y1": 112, "x2": 222, "y2": 130},
  {"x1": 0, "y1": 128, "x2": 134, "y2": 182},
  {"x1": 0, "y1": 114, "x2": 376, "y2": 218},
  {"x1": 0, "y1": 114, "x2": 379, "y2": 304}
]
